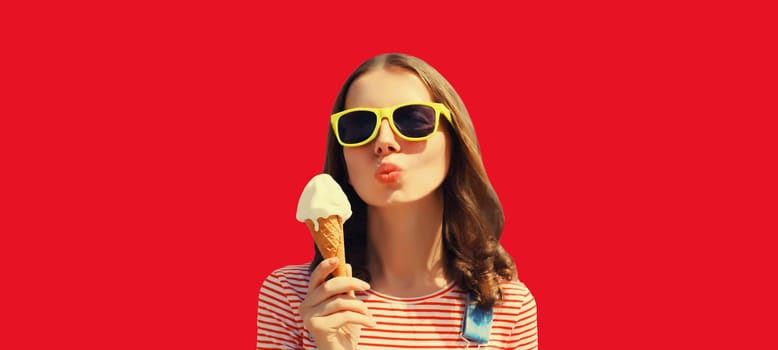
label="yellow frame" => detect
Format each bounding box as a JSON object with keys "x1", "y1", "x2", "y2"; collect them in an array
[{"x1": 330, "y1": 102, "x2": 453, "y2": 147}]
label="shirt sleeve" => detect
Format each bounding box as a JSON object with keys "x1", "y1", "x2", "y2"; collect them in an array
[
  {"x1": 257, "y1": 270, "x2": 305, "y2": 349},
  {"x1": 509, "y1": 285, "x2": 539, "y2": 349}
]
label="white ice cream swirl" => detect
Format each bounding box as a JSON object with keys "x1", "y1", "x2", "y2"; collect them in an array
[{"x1": 296, "y1": 174, "x2": 352, "y2": 231}]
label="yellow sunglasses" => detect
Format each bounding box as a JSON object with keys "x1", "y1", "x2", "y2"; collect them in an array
[{"x1": 330, "y1": 102, "x2": 453, "y2": 147}]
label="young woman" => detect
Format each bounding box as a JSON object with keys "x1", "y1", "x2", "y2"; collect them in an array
[{"x1": 257, "y1": 53, "x2": 538, "y2": 349}]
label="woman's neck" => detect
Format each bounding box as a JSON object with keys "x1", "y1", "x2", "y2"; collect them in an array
[{"x1": 365, "y1": 193, "x2": 448, "y2": 297}]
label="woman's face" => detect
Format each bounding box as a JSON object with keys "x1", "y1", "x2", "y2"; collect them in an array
[{"x1": 343, "y1": 67, "x2": 451, "y2": 207}]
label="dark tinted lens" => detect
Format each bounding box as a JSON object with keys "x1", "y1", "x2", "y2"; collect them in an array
[
  {"x1": 393, "y1": 105, "x2": 437, "y2": 138},
  {"x1": 338, "y1": 111, "x2": 377, "y2": 144}
]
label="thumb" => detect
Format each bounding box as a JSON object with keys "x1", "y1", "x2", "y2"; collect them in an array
[{"x1": 345, "y1": 264, "x2": 355, "y2": 297}]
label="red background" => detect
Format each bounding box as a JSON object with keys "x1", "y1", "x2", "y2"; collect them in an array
[{"x1": 2, "y1": 1, "x2": 776, "y2": 349}]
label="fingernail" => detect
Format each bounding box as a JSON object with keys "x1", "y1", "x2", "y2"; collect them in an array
[
  {"x1": 327, "y1": 257, "x2": 338, "y2": 265},
  {"x1": 361, "y1": 282, "x2": 371, "y2": 290}
]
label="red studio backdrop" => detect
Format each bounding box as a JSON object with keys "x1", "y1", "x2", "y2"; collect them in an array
[{"x1": 2, "y1": 1, "x2": 776, "y2": 349}]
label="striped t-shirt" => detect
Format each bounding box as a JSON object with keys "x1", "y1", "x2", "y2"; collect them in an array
[{"x1": 257, "y1": 263, "x2": 538, "y2": 349}]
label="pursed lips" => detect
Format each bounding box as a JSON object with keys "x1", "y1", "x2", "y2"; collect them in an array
[{"x1": 375, "y1": 162, "x2": 401, "y2": 184}]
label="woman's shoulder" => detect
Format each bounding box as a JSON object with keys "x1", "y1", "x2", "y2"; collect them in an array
[
  {"x1": 265, "y1": 263, "x2": 312, "y2": 278},
  {"x1": 498, "y1": 278, "x2": 537, "y2": 305},
  {"x1": 259, "y1": 263, "x2": 312, "y2": 293},
  {"x1": 500, "y1": 278, "x2": 533, "y2": 293}
]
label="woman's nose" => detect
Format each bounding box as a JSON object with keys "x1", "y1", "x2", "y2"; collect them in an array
[{"x1": 373, "y1": 119, "x2": 401, "y2": 155}]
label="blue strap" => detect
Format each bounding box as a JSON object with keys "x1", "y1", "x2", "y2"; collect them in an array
[{"x1": 461, "y1": 294, "x2": 493, "y2": 344}]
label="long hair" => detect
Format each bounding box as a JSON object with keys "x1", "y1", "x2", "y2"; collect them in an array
[{"x1": 311, "y1": 53, "x2": 516, "y2": 308}]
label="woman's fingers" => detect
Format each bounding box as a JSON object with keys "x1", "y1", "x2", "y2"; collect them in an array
[
  {"x1": 301, "y1": 259, "x2": 376, "y2": 348},
  {"x1": 308, "y1": 257, "x2": 340, "y2": 293},
  {"x1": 314, "y1": 294, "x2": 372, "y2": 318},
  {"x1": 303, "y1": 278, "x2": 371, "y2": 318},
  {"x1": 307, "y1": 310, "x2": 377, "y2": 330},
  {"x1": 306, "y1": 259, "x2": 370, "y2": 305},
  {"x1": 303, "y1": 282, "x2": 376, "y2": 332}
]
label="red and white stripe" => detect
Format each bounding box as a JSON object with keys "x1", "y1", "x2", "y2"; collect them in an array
[{"x1": 257, "y1": 264, "x2": 538, "y2": 349}]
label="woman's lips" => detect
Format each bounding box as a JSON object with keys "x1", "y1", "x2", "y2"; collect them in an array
[{"x1": 375, "y1": 162, "x2": 401, "y2": 184}]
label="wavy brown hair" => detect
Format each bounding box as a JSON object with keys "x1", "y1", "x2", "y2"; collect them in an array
[{"x1": 310, "y1": 53, "x2": 516, "y2": 308}]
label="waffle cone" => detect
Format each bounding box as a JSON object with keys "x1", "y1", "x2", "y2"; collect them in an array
[{"x1": 305, "y1": 215, "x2": 348, "y2": 277}]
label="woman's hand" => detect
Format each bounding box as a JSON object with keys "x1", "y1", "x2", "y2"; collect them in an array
[{"x1": 300, "y1": 257, "x2": 376, "y2": 350}]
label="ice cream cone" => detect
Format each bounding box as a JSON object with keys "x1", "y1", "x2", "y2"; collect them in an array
[{"x1": 305, "y1": 214, "x2": 348, "y2": 277}]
